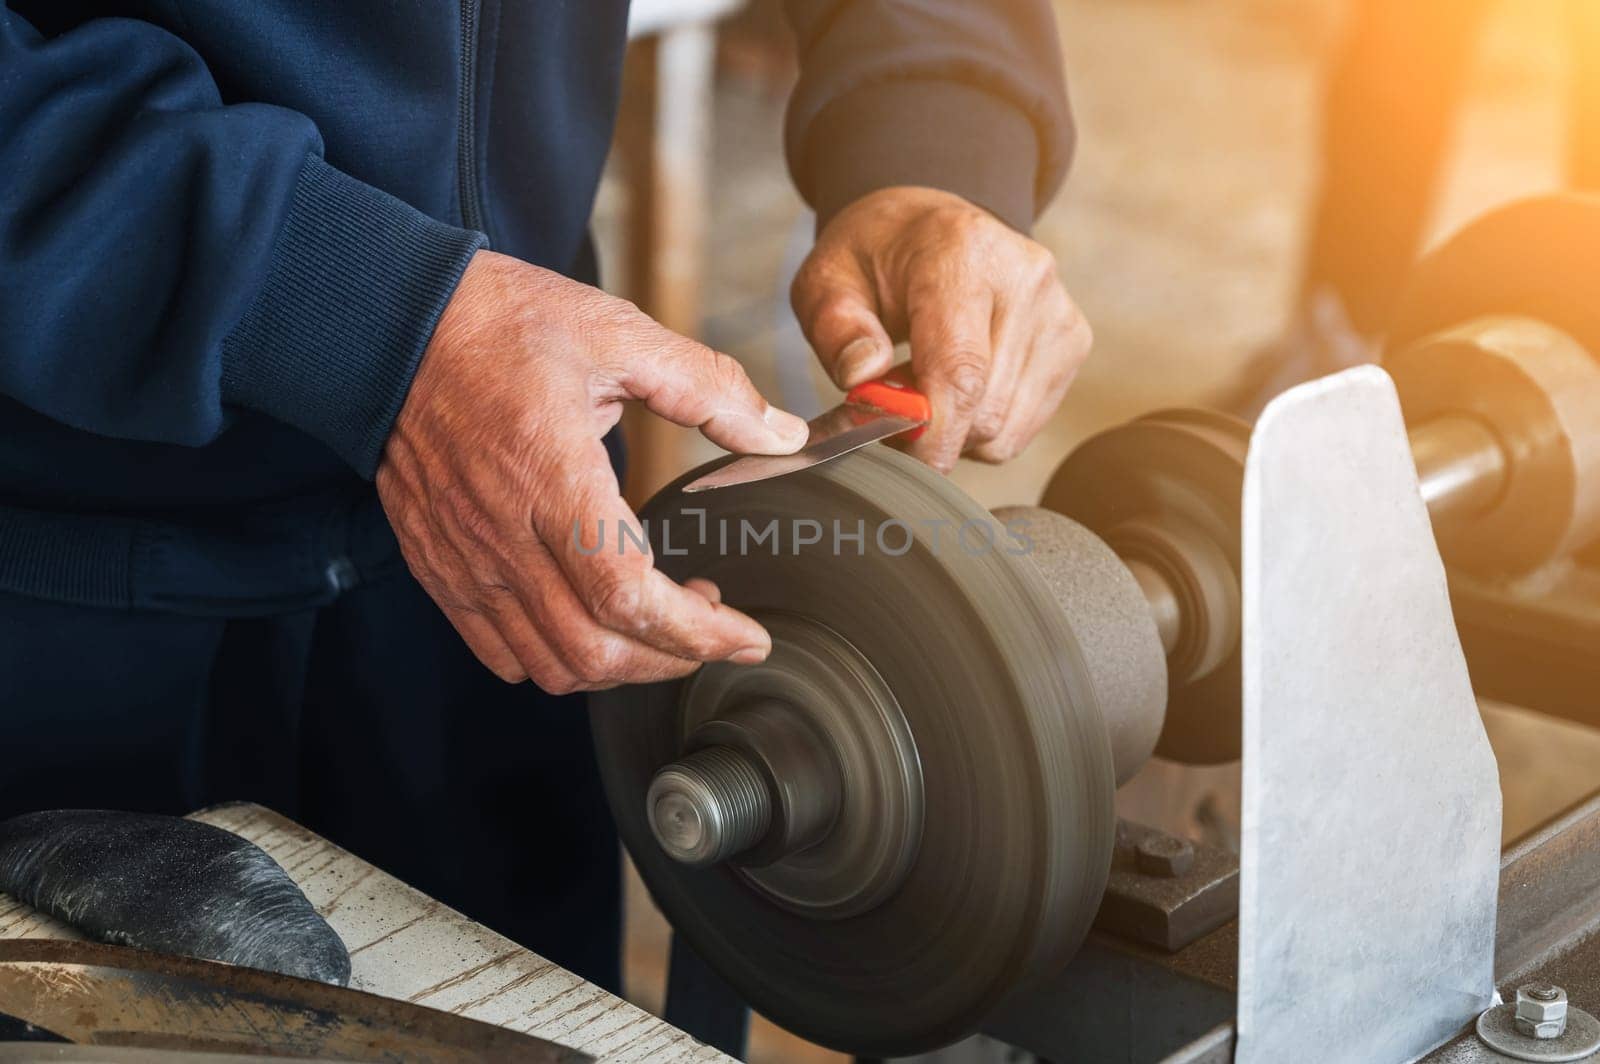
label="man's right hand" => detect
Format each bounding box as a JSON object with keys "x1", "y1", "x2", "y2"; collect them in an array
[{"x1": 376, "y1": 250, "x2": 809, "y2": 693}]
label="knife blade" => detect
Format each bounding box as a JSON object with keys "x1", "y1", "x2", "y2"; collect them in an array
[
  {"x1": 683, "y1": 365, "x2": 930, "y2": 493},
  {"x1": 0, "y1": 1046, "x2": 349, "y2": 1063},
  {"x1": 0, "y1": 939, "x2": 590, "y2": 1063}
]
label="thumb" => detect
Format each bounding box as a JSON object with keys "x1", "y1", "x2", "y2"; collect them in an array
[
  {"x1": 623, "y1": 332, "x2": 809, "y2": 455},
  {"x1": 792, "y1": 251, "x2": 895, "y2": 389}
]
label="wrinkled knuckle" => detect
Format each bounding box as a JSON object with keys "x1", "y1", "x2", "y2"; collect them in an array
[
  {"x1": 903, "y1": 268, "x2": 946, "y2": 310},
  {"x1": 940, "y1": 202, "x2": 985, "y2": 237},
  {"x1": 1044, "y1": 362, "x2": 1081, "y2": 403},
  {"x1": 813, "y1": 292, "x2": 861, "y2": 332},
  {"x1": 683, "y1": 628, "x2": 727, "y2": 662},
  {"x1": 982, "y1": 436, "x2": 1025, "y2": 464},
  {"x1": 1072, "y1": 314, "x2": 1095, "y2": 355},
  {"x1": 1040, "y1": 314, "x2": 1092, "y2": 370},
  {"x1": 790, "y1": 253, "x2": 830, "y2": 303},
  {"x1": 537, "y1": 671, "x2": 580, "y2": 696},
  {"x1": 490, "y1": 661, "x2": 528, "y2": 684},
  {"x1": 706, "y1": 351, "x2": 754, "y2": 398},
  {"x1": 386, "y1": 497, "x2": 428, "y2": 543},
  {"x1": 527, "y1": 659, "x2": 578, "y2": 694},
  {"x1": 416, "y1": 574, "x2": 464, "y2": 611},
  {"x1": 957, "y1": 210, "x2": 1004, "y2": 254},
  {"x1": 943, "y1": 357, "x2": 990, "y2": 408},
  {"x1": 435, "y1": 486, "x2": 498, "y2": 546},
  {"x1": 471, "y1": 580, "x2": 518, "y2": 612},
  {"x1": 476, "y1": 578, "x2": 515, "y2": 600},
  {"x1": 391, "y1": 530, "x2": 427, "y2": 571},
  {"x1": 402, "y1": 538, "x2": 451, "y2": 587},
  {"x1": 573, "y1": 307, "x2": 641, "y2": 367},
  {"x1": 1025, "y1": 241, "x2": 1059, "y2": 282},
  {"x1": 1056, "y1": 288, "x2": 1084, "y2": 326},
  {"x1": 584, "y1": 636, "x2": 635, "y2": 683},
  {"x1": 1055, "y1": 315, "x2": 1094, "y2": 365},
  {"x1": 561, "y1": 631, "x2": 616, "y2": 684},
  {"x1": 588, "y1": 568, "x2": 647, "y2": 630},
  {"x1": 583, "y1": 291, "x2": 645, "y2": 329},
  {"x1": 971, "y1": 408, "x2": 1006, "y2": 441},
  {"x1": 608, "y1": 293, "x2": 644, "y2": 320},
  {"x1": 570, "y1": 660, "x2": 606, "y2": 687}
]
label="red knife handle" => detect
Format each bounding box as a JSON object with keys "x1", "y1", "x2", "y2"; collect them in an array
[{"x1": 846, "y1": 365, "x2": 931, "y2": 441}]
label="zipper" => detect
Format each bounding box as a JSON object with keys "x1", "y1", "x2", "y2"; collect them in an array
[{"x1": 457, "y1": 0, "x2": 484, "y2": 232}]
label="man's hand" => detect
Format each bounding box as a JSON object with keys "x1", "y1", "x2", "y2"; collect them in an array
[
  {"x1": 377, "y1": 250, "x2": 809, "y2": 692},
  {"x1": 792, "y1": 186, "x2": 1092, "y2": 472}
]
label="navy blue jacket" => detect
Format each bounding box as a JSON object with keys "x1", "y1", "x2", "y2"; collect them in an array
[{"x1": 0, "y1": 0, "x2": 1072, "y2": 615}]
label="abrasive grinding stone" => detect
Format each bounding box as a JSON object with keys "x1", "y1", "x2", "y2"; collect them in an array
[{"x1": 993, "y1": 506, "x2": 1166, "y2": 784}]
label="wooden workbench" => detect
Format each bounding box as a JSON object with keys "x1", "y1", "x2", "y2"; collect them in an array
[{"x1": 0, "y1": 803, "x2": 727, "y2": 1063}]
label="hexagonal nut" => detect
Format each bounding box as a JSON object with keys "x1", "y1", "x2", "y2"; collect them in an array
[
  {"x1": 1514, "y1": 984, "x2": 1568, "y2": 1039},
  {"x1": 1135, "y1": 834, "x2": 1195, "y2": 878},
  {"x1": 1515, "y1": 1017, "x2": 1566, "y2": 1040}
]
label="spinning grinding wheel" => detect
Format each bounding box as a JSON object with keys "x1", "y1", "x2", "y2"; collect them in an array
[{"x1": 591, "y1": 446, "x2": 1119, "y2": 1056}]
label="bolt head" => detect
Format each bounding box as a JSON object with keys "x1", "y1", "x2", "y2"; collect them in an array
[
  {"x1": 1135, "y1": 834, "x2": 1196, "y2": 877},
  {"x1": 647, "y1": 767, "x2": 730, "y2": 867},
  {"x1": 652, "y1": 790, "x2": 710, "y2": 857},
  {"x1": 1514, "y1": 984, "x2": 1568, "y2": 1039}
]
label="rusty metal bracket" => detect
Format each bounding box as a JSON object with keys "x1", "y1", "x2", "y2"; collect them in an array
[{"x1": 1093, "y1": 821, "x2": 1239, "y2": 953}]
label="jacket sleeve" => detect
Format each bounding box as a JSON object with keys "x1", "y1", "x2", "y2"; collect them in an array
[
  {"x1": 0, "y1": 8, "x2": 485, "y2": 477},
  {"x1": 782, "y1": 0, "x2": 1074, "y2": 233}
]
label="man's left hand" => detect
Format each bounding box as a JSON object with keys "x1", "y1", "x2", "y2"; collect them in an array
[{"x1": 791, "y1": 186, "x2": 1092, "y2": 472}]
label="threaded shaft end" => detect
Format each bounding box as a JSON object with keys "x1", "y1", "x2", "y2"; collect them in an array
[{"x1": 647, "y1": 746, "x2": 773, "y2": 866}]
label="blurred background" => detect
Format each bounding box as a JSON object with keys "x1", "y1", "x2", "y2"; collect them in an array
[{"x1": 593, "y1": 1, "x2": 1600, "y2": 1058}]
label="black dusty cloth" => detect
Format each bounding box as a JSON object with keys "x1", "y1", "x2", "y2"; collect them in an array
[
  {"x1": 0, "y1": 566, "x2": 622, "y2": 993},
  {"x1": 0, "y1": 810, "x2": 351, "y2": 986}
]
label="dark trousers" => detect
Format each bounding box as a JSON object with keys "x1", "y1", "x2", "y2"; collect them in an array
[{"x1": 0, "y1": 569, "x2": 621, "y2": 992}]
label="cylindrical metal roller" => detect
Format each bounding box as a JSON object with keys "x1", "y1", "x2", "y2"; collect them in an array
[
  {"x1": 1035, "y1": 317, "x2": 1600, "y2": 770},
  {"x1": 1409, "y1": 414, "x2": 1508, "y2": 525},
  {"x1": 1387, "y1": 315, "x2": 1600, "y2": 573},
  {"x1": 1385, "y1": 194, "x2": 1600, "y2": 571},
  {"x1": 1126, "y1": 557, "x2": 1183, "y2": 657}
]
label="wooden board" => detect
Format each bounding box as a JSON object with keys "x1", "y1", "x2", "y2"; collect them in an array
[{"x1": 0, "y1": 803, "x2": 727, "y2": 1063}]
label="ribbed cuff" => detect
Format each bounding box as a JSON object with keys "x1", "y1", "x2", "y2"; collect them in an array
[
  {"x1": 221, "y1": 154, "x2": 487, "y2": 478},
  {"x1": 0, "y1": 503, "x2": 136, "y2": 610},
  {"x1": 799, "y1": 80, "x2": 1041, "y2": 232}
]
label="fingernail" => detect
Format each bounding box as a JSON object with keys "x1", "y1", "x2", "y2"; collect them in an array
[
  {"x1": 731, "y1": 645, "x2": 768, "y2": 665},
  {"x1": 763, "y1": 405, "x2": 809, "y2": 447},
  {"x1": 836, "y1": 337, "x2": 882, "y2": 386}
]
